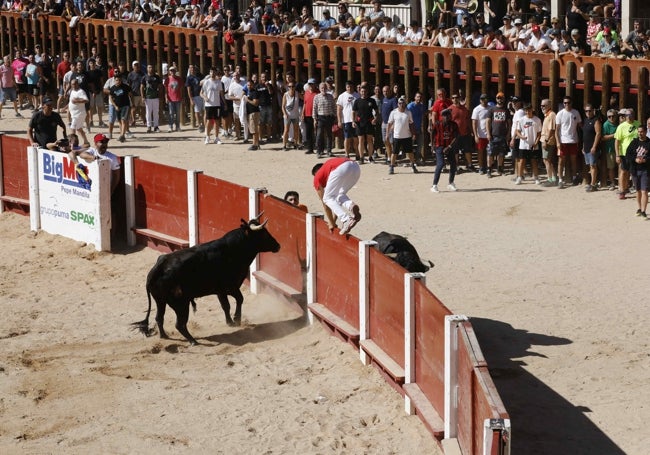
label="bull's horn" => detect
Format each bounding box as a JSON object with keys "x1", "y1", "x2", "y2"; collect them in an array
[
  {"x1": 385, "y1": 253, "x2": 398, "y2": 259},
  {"x1": 250, "y1": 219, "x2": 268, "y2": 230},
  {"x1": 251, "y1": 211, "x2": 265, "y2": 222}
]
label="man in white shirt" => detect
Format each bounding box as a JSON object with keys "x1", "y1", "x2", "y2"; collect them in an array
[
  {"x1": 374, "y1": 16, "x2": 397, "y2": 43},
  {"x1": 471, "y1": 94, "x2": 491, "y2": 175},
  {"x1": 227, "y1": 71, "x2": 245, "y2": 141},
  {"x1": 73, "y1": 133, "x2": 121, "y2": 194},
  {"x1": 201, "y1": 67, "x2": 226, "y2": 145},
  {"x1": 336, "y1": 81, "x2": 360, "y2": 158}
]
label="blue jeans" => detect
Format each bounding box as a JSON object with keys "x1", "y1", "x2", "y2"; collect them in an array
[
  {"x1": 433, "y1": 146, "x2": 457, "y2": 186},
  {"x1": 168, "y1": 101, "x2": 181, "y2": 130}
]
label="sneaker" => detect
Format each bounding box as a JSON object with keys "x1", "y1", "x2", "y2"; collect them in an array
[
  {"x1": 430, "y1": 185, "x2": 439, "y2": 193},
  {"x1": 339, "y1": 218, "x2": 354, "y2": 236},
  {"x1": 99, "y1": 122, "x2": 108, "y2": 128},
  {"x1": 198, "y1": 126, "x2": 205, "y2": 133},
  {"x1": 636, "y1": 209, "x2": 643, "y2": 217},
  {"x1": 558, "y1": 179, "x2": 564, "y2": 188},
  {"x1": 147, "y1": 127, "x2": 152, "y2": 133},
  {"x1": 125, "y1": 131, "x2": 134, "y2": 139},
  {"x1": 118, "y1": 135, "x2": 125, "y2": 143},
  {"x1": 388, "y1": 165, "x2": 394, "y2": 175},
  {"x1": 487, "y1": 170, "x2": 492, "y2": 178},
  {"x1": 153, "y1": 127, "x2": 160, "y2": 133},
  {"x1": 214, "y1": 138, "x2": 223, "y2": 145},
  {"x1": 534, "y1": 178, "x2": 541, "y2": 185},
  {"x1": 642, "y1": 212, "x2": 648, "y2": 220},
  {"x1": 167, "y1": 128, "x2": 173, "y2": 133},
  {"x1": 350, "y1": 204, "x2": 361, "y2": 222},
  {"x1": 16, "y1": 112, "x2": 22, "y2": 118},
  {"x1": 447, "y1": 183, "x2": 457, "y2": 191},
  {"x1": 304, "y1": 150, "x2": 314, "y2": 154},
  {"x1": 478, "y1": 169, "x2": 486, "y2": 175},
  {"x1": 204, "y1": 136, "x2": 210, "y2": 145},
  {"x1": 618, "y1": 193, "x2": 626, "y2": 200},
  {"x1": 248, "y1": 145, "x2": 259, "y2": 151},
  {"x1": 515, "y1": 177, "x2": 522, "y2": 185},
  {"x1": 585, "y1": 184, "x2": 593, "y2": 192},
  {"x1": 412, "y1": 164, "x2": 419, "y2": 174}
]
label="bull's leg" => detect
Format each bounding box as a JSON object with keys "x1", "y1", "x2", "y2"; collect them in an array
[
  {"x1": 217, "y1": 293, "x2": 235, "y2": 326},
  {"x1": 171, "y1": 301, "x2": 198, "y2": 345},
  {"x1": 154, "y1": 299, "x2": 169, "y2": 339},
  {"x1": 232, "y1": 289, "x2": 244, "y2": 326}
]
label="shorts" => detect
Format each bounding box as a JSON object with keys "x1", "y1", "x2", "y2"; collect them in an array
[
  {"x1": 89, "y1": 92, "x2": 103, "y2": 110},
  {"x1": 619, "y1": 155, "x2": 630, "y2": 172},
  {"x1": 542, "y1": 144, "x2": 557, "y2": 160},
  {"x1": 16, "y1": 83, "x2": 27, "y2": 94},
  {"x1": 115, "y1": 105, "x2": 130, "y2": 121},
  {"x1": 284, "y1": 116, "x2": 299, "y2": 126},
  {"x1": 259, "y1": 105, "x2": 272, "y2": 124},
  {"x1": 225, "y1": 99, "x2": 233, "y2": 114},
  {"x1": 356, "y1": 123, "x2": 374, "y2": 136},
  {"x1": 487, "y1": 137, "x2": 507, "y2": 156},
  {"x1": 632, "y1": 169, "x2": 649, "y2": 191},
  {"x1": 192, "y1": 95, "x2": 204, "y2": 112},
  {"x1": 605, "y1": 151, "x2": 616, "y2": 170},
  {"x1": 248, "y1": 111, "x2": 260, "y2": 134},
  {"x1": 381, "y1": 122, "x2": 394, "y2": 145},
  {"x1": 205, "y1": 105, "x2": 222, "y2": 120},
  {"x1": 108, "y1": 104, "x2": 116, "y2": 124},
  {"x1": 70, "y1": 113, "x2": 87, "y2": 130},
  {"x1": 476, "y1": 137, "x2": 488, "y2": 151},
  {"x1": 393, "y1": 137, "x2": 413, "y2": 155},
  {"x1": 583, "y1": 150, "x2": 600, "y2": 166},
  {"x1": 456, "y1": 134, "x2": 474, "y2": 153},
  {"x1": 521, "y1": 147, "x2": 542, "y2": 161},
  {"x1": 343, "y1": 122, "x2": 357, "y2": 139},
  {"x1": 131, "y1": 95, "x2": 144, "y2": 108},
  {"x1": 1, "y1": 87, "x2": 17, "y2": 102},
  {"x1": 559, "y1": 143, "x2": 579, "y2": 157},
  {"x1": 28, "y1": 84, "x2": 39, "y2": 96}
]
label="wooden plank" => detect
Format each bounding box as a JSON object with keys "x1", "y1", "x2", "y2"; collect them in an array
[
  {"x1": 403, "y1": 383, "x2": 445, "y2": 439},
  {"x1": 253, "y1": 270, "x2": 302, "y2": 300},
  {"x1": 308, "y1": 302, "x2": 359, "y2": 341},
  {"x1": 132, "y1": 227, "x2": 189, "y2": 248},
  {"x1": 0, "y1": 195, "x2": 29, "y2": 205},
  {"x1": 360, "y1": 339, "x2": 405, "y2": 383}
]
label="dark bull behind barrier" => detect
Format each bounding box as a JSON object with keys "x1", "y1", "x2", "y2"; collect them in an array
[
  {"x1": 372, "y1": 231, "x2": 434, "y2": 274},
  {"x1": 132, "y1": 214, "x2": 281, "y2": 345}
]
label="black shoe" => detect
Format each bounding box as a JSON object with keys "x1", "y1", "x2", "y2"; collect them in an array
[
  {"x1": 242, "y1": 139, "x2": 250, "y2": 144},
  {"x1": 248, "y1": 145, "x2": 259, "y2": 151},
  {"x1": 305, "y1": 150, "x2": 314, "y2": 154}
]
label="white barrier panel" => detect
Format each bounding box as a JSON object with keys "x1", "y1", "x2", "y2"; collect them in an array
[{"x1": 29, "y1": 147, "x2": 112, "y2": 251}]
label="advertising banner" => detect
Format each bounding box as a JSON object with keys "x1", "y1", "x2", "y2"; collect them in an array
[{"x1": 29, "y1": 147, "x2": 112, "y2": 251}]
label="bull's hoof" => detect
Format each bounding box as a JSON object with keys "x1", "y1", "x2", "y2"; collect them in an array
[
  {"x1": 160, "y1": 332, "x2": 170, "y2": 339},
  {"x1": 226, "y1": 320, "x2": 237, "y2": 327}
]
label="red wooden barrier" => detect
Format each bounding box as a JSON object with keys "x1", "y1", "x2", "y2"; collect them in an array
[
  {"x1": 195, "y1": 174, "x2": 248, "y2": 244},
  {"x1": 0, "y1": 135, "x2": 31, "y2": 214},
  {"x1": 132, "y1": 159, "x2": 188, "y2": 249}
]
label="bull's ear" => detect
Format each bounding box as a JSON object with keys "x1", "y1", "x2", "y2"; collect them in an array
[{"x1": 240, "y1": 219, "x2": 249, "y2": 229}]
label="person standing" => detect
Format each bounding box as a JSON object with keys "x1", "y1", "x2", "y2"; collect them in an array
[
  {"x1": 380, "y1": 85, "x2": 397, "y2": 161},
  {"x1": 614, "y1": 108, "x2": 640, "y2": 200},
  {"x1": 513, "y1": 103, "x2": 542, "y2": 185},
  {"x1": 301, "y1": 78, "x2": 318, "y2": 155},
  {"x1": 430, "y1": 109, "x2": 460, "y2": 193},
  {"x1": 600, "y1": 109, "x2": 618, "y2": 190},
  {"x1": 555, "y1": 96, "x2": 582, "y2": 188},
  {"x1": 56, "y1": 51, "x2": 72, "y2": 114},
  {"x1": 471, "y1": 94, "x2": 491, "y2": 175},
  {"x1": 626, "y1": 125, "x2": 650, "y2": 218},
  {"x1": 127, "y1": 61, "x2": 145, "y2": 127},
  {"x1": 449, "y1": 91, "x2": 474, "y2": 172},
  {"x1": 485, "y1": 92, "x2": 510, "y2": 177},
  {"x1": 386, "y1": 96, "x2": 418, "y2": 175},
  {"x1": 25, "y1": 54, "x2": 41, "y2": 111},
  {"x1": 73, "y1": 133, "x2": 121, "y2": 194},
  {"x1": 68, "y1": 78, "x2": 90, "y2": 145},
  {"x1": 242, "y1": 79, "x2": 261, "y2": 150},
  {"x1": 164, "y1": 66, "x2": 183, "y2": 132},
  {"x1": 227, "y1": 70, "x2": 245, "y2": 141},
  {"x1": 142, "y1": 64, "x2": 162, "y2": 133},
  {"x1": 200, "y1": 67, "x2": 226, "y2": 145},
  {"x1": 581, "y1": 103, "x2": 602, "y2": 192},
  {"x1": 281, "y1": 81, "x2": 301, "y2": 150},
  {"x1": 313, "y1": 82, "x2": 337, "y2": 159},
  {"x1": 256, "y1": 72, "x2": 274, "y2": 143},
  {"x1": 86, "y1": 58, "x2": 106, "y2": 128},
  {"x1": 352, "y1": 85, "x2": 379, "y2": 163},
  {"x1": 311, "y1": 157, "x2": 362, "y2": 235},
  {"x1": 108, "y1": 75, "x2": 132, "y2": 143},
  {"x1": 407, "y1": 91, "x2": 426, "y2": 163},
  {"x1": 540, "y1": 99, "x2": 558, "y2": 186},
  {"x1": 27, "y1": 97, "x2": 66, "y2": 147},
  {"x1": 0, "y1": 55, "x2": 21, "y2": 118},
  {"x1": 337, "y1": 80, "x2": 360, "y2": 159}
]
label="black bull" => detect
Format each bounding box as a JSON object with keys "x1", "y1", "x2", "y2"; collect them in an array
[
  {"x1": 132, "y1": 216, "x2": 280, "y2": 345},
  {"x1": 372, "y1": 231, "x2": 434, "y2": 273}
]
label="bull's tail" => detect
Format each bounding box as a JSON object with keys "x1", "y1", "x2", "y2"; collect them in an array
[{"x1": 131, "y1": 289, "x2": 155, "y2": 337}]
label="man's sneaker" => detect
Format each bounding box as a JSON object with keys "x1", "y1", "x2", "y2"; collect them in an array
[
  {"x1": 204, "y1": 136, "x2": 210, "y2": 145},
  {"x1": 167, "y1": 128, "x2": 173, "y2": 133},
  {"x1": 214, "y1": 137, "x2": 223, "y2": 144},
  {"x1": 16, "y1": 112, "x2": 22, "y2": 118},
  {"x1": 558, "y1": 179, "x2": 564, "y2": 188},
  {"x1": 515, "y1": 176, "x2": 522, "y2": 185},
  {"x1": 430, "y1": 185, "x2": 439, "y2": 193},
  {"x1": 339, "y1": 218, "x2": 354, "y2": 236},
  {"x1": 388, "y1": 165, "x2": 394, "y2": 175},
  {"x1": 125, "y1": 131, "x2": 134, "y2": 139},
  {"x1": 147, "y1": 127, "x2": 152, "y2": 133},
  {"x1": 534, "y1": 178, "x2": 541, "y2": 185},
  {"x1": 153, "y1": 127, "x2": 160, "y2": 132},
  {"x1": 447, "y1": 183, "x2": 457, "y2": 191},
  {"x1": 350, "y1": 204, "x2": 361, "y2": 222},
  {"x1": 636, "y1": 209, "x2": 643, "y2": 217},
  {"x1": 585, "y1": 184, "x2": 594, "y2": 192},
  {"x1": 412, "y1": 164, "x2": 419, "y2": 173},
  {"x1": 198, "y1": 126, "x2": 205, "y2": 133},
  {"x1": 99, "y1": 122, "x2": 108, "y2": 128},
  {"x1": 487, "y1": 170, "x2": 492, "y2": 178},
  {"x1": 642, "y1": 212, "x2": 648, "y2": 220},
  {"x1": 118, "y1": 135, "x2": 125, "y2": 143},
  {"x1": 248, "y1": 145, "x2": 259, "y2": 151}
]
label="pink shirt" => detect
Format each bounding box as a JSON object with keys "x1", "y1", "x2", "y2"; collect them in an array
[
  {"x1": 164, "y1": 75, "x2": 183, "y2": 102},
  {"x1": 0, "y1": 64, "x2": 15, "y2": 88},
  {"x1": 11, "y1": 58, "x2": 28, "y2": 84}
]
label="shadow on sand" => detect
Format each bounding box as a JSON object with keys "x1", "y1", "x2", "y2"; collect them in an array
[{"x1": 471, "y1": 317, "x2": 625, "y2": 455}]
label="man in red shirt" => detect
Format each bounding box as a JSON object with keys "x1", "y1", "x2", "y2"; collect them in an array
[
  {"x1": 429, "y1": 87, "x2": 452, "y2": 132},
  {"x1": 312, "y1": 157, "x2": 361, "y2": 235},
  {"x1": 56, "y1": 51, "x2": 72, "y2": 113},
  {"x1": 301, "y1": 78, "x2": 318, "y2": 154},
  {"x1": 449, "y1": 92, "x2": 475, "y2": 172}
]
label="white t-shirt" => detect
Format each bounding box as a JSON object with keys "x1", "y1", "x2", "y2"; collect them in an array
[
  {"x1": 471, "y1": 104, "x2": 490, "y2": 138},
  {"x1": 337, "y1": 90, "x2": 359, "y2": 123},
  {"x1": 511, "y1": 108, "x2": 525, "y2": 138},
  {"x1": 87, "y1": 148, "x2": 120, "y2": 170},
  {"x1": 387, "y1": 108, "x2": 413, "y2": 139},
  {"x1": 516, "y1": 115, "x2": 542, "y2": 149},
  {"x1": 227, "y1": 80, "x2": 244, "y2": 110},
  {"x1": 201, "y1": 78, "x2": 223, "y2": 107},
  {"x1": 555, "y1": 108, "x2": 582, "y2": 144},
  {"x1": 68, "y1": 88, "x2": 88, "y2": 117}
]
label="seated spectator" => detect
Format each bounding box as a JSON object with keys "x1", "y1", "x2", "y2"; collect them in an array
[
  {"x1": 595, "y1": 27, "x2": 620, "y2": 57},
  {"x1": 319, "y1": 9, "x2": 337, "y2": 32},
  {"x1": 509, "y1": 18, "x2": 525, "y2": 49},
  {"x1": 338, "y1": 16, "x2": 360, "y2": 41},
  {"x1": 405, "y1": 20, "x2": 423, "y2": 45},
  {"x1": 434, "y1": 26, "x2": 455, "y2": 48},
  {"x1": 568, "y1": 28, "x2": 590, "y2": 57},
  {"x1": 526, "y1": 24, "x2": 551, "y2": 53},
  {"x1": 586, "y1": 11, "x2": 602, "y2": 51},
  {"x1": 281, "y1": 16, "x2": 310, "y2": 39},
  {"x1": 266, "y1": 14, "x2": 282, "y2": 35},
  {"x1": 626, "y1": 37, "x2": 648, "y2": 59},
  {"x1": 621, "y1": 19, "x2": 643, "y2": 55},
  {"x1": 359, "y1": 17, "x2": 377, "y2": 42},
  {"x1": 395, "y1": 23, "x2": 406, "y2": 44},
  {"x1": 375, "y1": 16, "x2": 397, "y2": 43},
  {"x1": 307, "y1": 20, "x2": 327, "y2": 40},
  {"x1": 465, "y1": 25, "x2": 484, "y2": 48},
  {"x1": 421, "y1": 19, "x2": 436, "y2": 46},
  {"x1": 486, "y1": 28, "x2": 510, "y2": 50}
]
